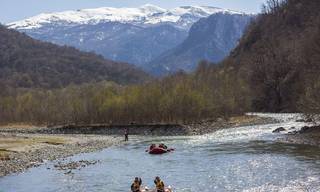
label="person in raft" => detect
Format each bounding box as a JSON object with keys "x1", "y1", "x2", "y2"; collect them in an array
[
  {"x1": 159, "y1": 143, "x2": 168, "y2": 149},
  {"x1": 150, "y1": 144, "x2": 156, "y2": 150},
  {"x1": 154, "y1": 176, "x2": 165, "y2": 192},
  {"x1": 124, "y1": 128, "x2": 129, "y2": 141},
  {"x1": 131, "y1": 177, "x2": 142, "y2": 192}
]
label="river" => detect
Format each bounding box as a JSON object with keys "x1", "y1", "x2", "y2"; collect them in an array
[{"x1": 1, "y1": 113, "x2": 320, "y2": 192}]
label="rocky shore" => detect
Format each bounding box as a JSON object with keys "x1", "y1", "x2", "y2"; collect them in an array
[
  {"x1": 184, "y1": 115, "x2": 278, "y2": 135},
  {"x1": 0, "y1": 133, "x2": 121, "y2": 177},
  {"x1": 0, "y1": 115, "x2": 279, "y2": 136},
  {"x1": 279, "y1": 125, "x2": 320, "y2": 146}
]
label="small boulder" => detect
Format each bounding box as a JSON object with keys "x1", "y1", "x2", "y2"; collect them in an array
[
  {"x1": 300, "y1": 126, "x2": 311, "y2": 133},
  {"x1": 305, "y1": 118, "x2": 313, "y2": 122},
  {"x1": 296, "y1": 118, "x2": 313, "y2": 123},
  {"x1": 298, "y1": 125, "x2": 320, "y2": 133},
  {"x1": 272, "y1": 127, "x2": 286, "y2": 133},
  {"x1": 288, "y1": 130, "x2": 298, "y2": 135}
]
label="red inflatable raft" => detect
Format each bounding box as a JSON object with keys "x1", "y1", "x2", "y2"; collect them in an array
[
  {"x1": 149, "y1": 147, "x2": 168, "y2": 154},
  {"x1": 147, "y1": 145, "x2": 174, "y2": 154}
]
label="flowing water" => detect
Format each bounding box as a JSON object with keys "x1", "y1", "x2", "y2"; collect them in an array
[{"x1": 1, "y1": 113, "x2": 320, "y2": 192}]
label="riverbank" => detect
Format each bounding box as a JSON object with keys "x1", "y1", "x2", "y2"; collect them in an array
[
  {"x1": 279, "y1": 125, "x2": 320, "y2": 146},
  {"x1": 184, "y1": 115, "x2": 278, "y2": 135},
  {"x1": 0, "y1": 133, "x2": 121, "y2": 177},
  {"x1": 0, "y1": 115, "x2": 279, "y2": 136}
]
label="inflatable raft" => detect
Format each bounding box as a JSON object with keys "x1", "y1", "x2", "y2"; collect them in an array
[
  {"x1": 147, "y1": 147, "x2": 174, "y2": 155},
  {"x1": 149, "y1": 147, "x2": 167, "y2": 154},
  {"x1": 146, "y1": 144, "x2": 174, "y2": 155},
  {"x1": 140, "y1": 186, "x2": 173, "y2": 192}
]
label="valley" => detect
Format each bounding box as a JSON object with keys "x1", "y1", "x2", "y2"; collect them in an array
[{"x1": 0, "y1": 0, "x2": 320, "y2": 191}]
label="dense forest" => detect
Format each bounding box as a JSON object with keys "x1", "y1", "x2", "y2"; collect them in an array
[
  {"x1": 228, "y1": 0, "x2": 320, "y2": 113},
  {"x1": 0, "y1": 0, "x2": 320, "y2": 125},
  {"x1": 0, "y1": 25, "x2": 150, "y2": 89}
]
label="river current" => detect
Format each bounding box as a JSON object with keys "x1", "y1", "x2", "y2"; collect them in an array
[{"x1": 1, "y1": 113, "x2": 320, "y2": 192}]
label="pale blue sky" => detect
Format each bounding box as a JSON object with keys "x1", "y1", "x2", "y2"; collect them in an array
[{"x1": 1, "y1": 0, "x2": 266, "y2": 24}]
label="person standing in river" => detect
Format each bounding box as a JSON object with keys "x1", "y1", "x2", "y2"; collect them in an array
[{"x1": 125, "y1": 128, "x2": 129, "y2": 141}]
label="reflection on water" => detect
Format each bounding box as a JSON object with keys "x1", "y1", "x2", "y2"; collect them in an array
[{"x1": 1, "y1": 114, "x2": 320, "y2": 192}]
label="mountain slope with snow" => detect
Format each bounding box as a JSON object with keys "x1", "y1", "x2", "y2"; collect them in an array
[
  {"x1": 147, "y1": 13, "x2": 253, "y2": 75},
  {"x1": 7, "y1": 4, "x2": 251, "y2": 72},
  {"x1": 8, "y1": 4, "x2": 245, "y2": 30}
]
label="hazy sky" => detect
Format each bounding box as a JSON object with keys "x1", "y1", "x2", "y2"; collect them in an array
[{"x1": 1, "y1": 0, "x2": 266, "y2": 24}]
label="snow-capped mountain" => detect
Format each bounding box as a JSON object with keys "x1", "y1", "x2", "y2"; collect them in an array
[
  {"x1": 147, "y1": 13, "x2": 253, "y2": 76},
  {"x1": 7, "y1": 4, "x2": 251, "y2": 72},
  {"x1": 8, "y1": 4, "x2": 244, "y2": 30}
]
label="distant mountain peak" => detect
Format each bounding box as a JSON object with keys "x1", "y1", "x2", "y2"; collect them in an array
[
  {"x1": 7, "y1": 5, "x2": 245, "y2": 30},
  {"x1": 140, "y1": 4, "x2": 166, "y2": 12}
]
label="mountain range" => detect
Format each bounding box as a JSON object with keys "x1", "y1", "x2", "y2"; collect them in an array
[{"x1": 8, "y1": 4, "x2": 253, "y2": 75}]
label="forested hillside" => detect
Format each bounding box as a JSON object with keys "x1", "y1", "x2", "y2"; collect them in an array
[
  {"x1": 0, "y1": 25, "x2": 150, "y2": 89},
  {"x1": 226, "y1": 0, "x2": 320, "y2": 112}
]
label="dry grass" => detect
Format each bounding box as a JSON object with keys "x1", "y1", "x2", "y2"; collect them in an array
[
  {"x1": 0, "y1": 123, "x2": 45, "y2": 129},
  {"x1": 0, "y1": 135, "x2": 66, "y2": 156},
  {"x1": 0, "y1": 149, "x2": 10, "y2": 160}
]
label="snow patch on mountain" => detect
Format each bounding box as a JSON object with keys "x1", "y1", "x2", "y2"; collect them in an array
[{"x1": 7, "y1": 4, "x2": 245, "y2": 30}]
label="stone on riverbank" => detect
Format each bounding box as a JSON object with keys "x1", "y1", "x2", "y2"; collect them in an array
[
  {"x1": 279, "y1": 125, "x2": 320, "y2": 146},
  {"x1": 0, "y1": 134, "x2": 121, "y2": 177},
  {"x1": 54, "y1": 160, "x2": 99, "y2": 171},
  {"x1": 272, "y1": 127, "x2": 286, "y2": 133}
]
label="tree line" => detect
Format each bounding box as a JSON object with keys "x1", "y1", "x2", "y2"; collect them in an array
[{"x1": 0, "y1": 61, "x2": 249, "y2": 125}]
